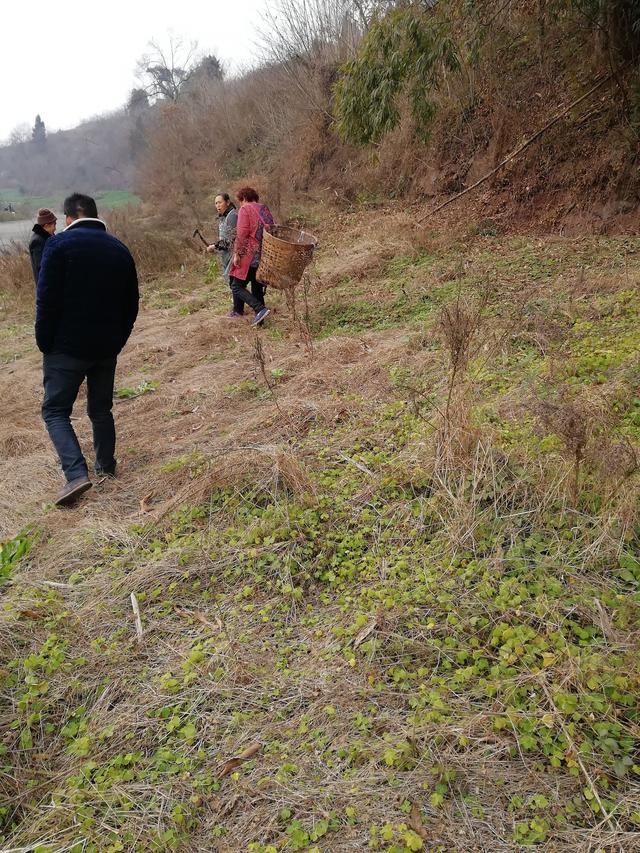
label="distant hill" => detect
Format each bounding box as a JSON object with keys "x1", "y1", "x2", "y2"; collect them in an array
[{"x1": 0, "y1": 108, "x2": 148, "y2": 200}]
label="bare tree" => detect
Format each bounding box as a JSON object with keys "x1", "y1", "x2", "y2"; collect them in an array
[
  {"x1": 136, "y1": 36, "x2": 200, "y2": 103},
  {"x1": 259, "y1": 0, "x2": 369, "y2": 68},
  {"x1": 257, "y1": 0, "x2": 390, "y2": 119},
  {"x1": 7, "y1": 123, "x2": 31, "y2": 146}
]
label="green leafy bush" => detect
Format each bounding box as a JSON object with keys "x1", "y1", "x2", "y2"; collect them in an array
[{"x1": 333, "y1": 7, "x2": 459, "y2": 145}]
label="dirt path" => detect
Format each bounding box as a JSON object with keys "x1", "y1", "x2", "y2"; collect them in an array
[{"x1": 0, "y1": 271, "x2": 404, "y2": 540}]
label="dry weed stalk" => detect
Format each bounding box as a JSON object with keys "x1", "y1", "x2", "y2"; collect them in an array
[
  {"x1": 253, "y1": 335, "x2": 286, "y2": 423},
  {"x1": 282, "y1": 274, "x2": 316, "y2": 363},
  {"x1": 439, "y1": 288, "x2": 489, "y2": 418},
  {"x1": 434, "y1": 287, "x2": 490, "y2": 475},
  {"x1": 431, "y1": 437, "x2": 494, "y2": 552},
  {"x1": 538, "y1": 397, "x2": 589, "y2": 506},
  {"x1": 537, "y1": 390, "x2": 638, "y2": 507},
  {"x1": 596, "y1": 434, "x2": 639, "y2": 501},
  {"x1": 299, "y1": 273, "x2": 315, "y2": 362},
  {"x1": 436, "y1": 279, "x2": 532, "y2": 476}
]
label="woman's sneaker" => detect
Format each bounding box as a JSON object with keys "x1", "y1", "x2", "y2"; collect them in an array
[{"x1": 252, "y1": 308, "x2": 270, "y2": 326}]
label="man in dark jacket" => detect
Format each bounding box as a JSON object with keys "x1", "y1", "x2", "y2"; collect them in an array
[
  {"x1": 36, "y1": 193, "x2": 139, "y2": 506},
  {"x1": 28, "y1": 208, "x2": 57, "y2": 284}
]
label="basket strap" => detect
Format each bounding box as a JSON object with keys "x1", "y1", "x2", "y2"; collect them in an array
[{"x1": 254, "y1": 205, "x2": 275, "y2": 236}]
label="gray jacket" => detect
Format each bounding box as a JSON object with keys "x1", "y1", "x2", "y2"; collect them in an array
[{"x1": 218, "y1": 206, "x2": 238, "y2": 281}]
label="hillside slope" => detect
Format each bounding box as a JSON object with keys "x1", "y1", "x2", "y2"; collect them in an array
[
  {"x1": 1, "y1": 208, "x2": 639, "y2": 852},
  {"x1": 136, "y1": 2, "x2": 640, "y2": 237}
]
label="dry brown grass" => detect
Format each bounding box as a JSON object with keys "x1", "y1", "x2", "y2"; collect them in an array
[
  {"x1": 105, "y1": 209, "x2": 194, "y2": 279},
  {"x1": 0, "y1": 211, "x2": 194, "y2": 331},
  {"x1": 0, "y1": 245, "x2": 33, "y2": 315}
]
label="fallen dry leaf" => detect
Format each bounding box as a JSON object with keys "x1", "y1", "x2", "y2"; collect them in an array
[
  {"x1": 176, "y1": 608, "x2": 223, "y2": 633},
  {"x1": 409, "y1": 802, "x2": 429, "y2": 841},
  {"x1": 140, "y1": 492, "x2": 155, "y2": 513},
  {"x1": 218, "y1": 742, "x2": 261, "y2": 779},
  {"x1": 218, "y1": 795, "x2": 240, "y2": 818},
  {"x1": 353, "y1": 609, "x2": 383, "y2": 649},
  {"x1": 194, "y1": 610, "x2": 223, "y2": 632}
]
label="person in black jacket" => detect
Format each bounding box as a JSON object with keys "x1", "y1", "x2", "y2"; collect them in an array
[
  {"x1": 36, "y1": 193, "x2": 139, "y2": 506},
  {"x1": 28, "y1": 208, "x2": 57, "y2": 284}
]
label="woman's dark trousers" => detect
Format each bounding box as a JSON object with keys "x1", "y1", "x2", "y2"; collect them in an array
[{"x1": 230, "y1": 267, "x2": 266, "y2": 315}]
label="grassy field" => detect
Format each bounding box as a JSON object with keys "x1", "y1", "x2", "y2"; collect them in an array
[
  {"x1": 0, "y1": 188, "x2": 141, "y2": 219},
  {"x1": 0, "y1": 208, "x2": 638, "y2": 852}
]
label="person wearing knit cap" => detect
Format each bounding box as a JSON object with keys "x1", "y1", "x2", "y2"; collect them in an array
[{"x1": 29, "y1": 208, "x2": 57, "y2": 284}]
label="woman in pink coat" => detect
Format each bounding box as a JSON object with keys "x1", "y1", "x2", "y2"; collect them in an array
[{"x1": 228, "y1": 186, "x2": 274, "y2": 325}]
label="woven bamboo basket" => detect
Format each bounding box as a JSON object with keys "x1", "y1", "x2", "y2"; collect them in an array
[{"x1": 257, "y1": 225, "x2": 317, "y2": 290}]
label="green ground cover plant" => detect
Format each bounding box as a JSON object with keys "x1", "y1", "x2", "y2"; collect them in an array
[{"x1": 0, "y1": 226, "x2": 638, "y2": 851}]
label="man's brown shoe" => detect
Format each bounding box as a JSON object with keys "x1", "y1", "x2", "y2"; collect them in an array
[{"x1": 55, "y1": 476, "x2": 92, "y2": 507}]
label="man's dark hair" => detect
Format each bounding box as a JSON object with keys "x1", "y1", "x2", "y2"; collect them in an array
[
  {"x1": 216, "y1": 192, "x2": 230, "y2": 202},
  {"x1": 63, "y1": 193, "x2": 98, "y2": 220}
]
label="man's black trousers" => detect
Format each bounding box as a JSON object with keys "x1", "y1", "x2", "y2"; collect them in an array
[{"x1": 42, "y1": 353, "x2": 117, "y2": 482}]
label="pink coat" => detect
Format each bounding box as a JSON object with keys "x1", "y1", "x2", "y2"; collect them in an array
[
  {"x1": 230, "y1": 203, "x2": 259, "y2": 281},
  {"x1": 229, "y1": 202, "x2": 273, "y2": 281}
]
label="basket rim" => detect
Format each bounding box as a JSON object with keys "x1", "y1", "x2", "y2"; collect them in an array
[{"x1": 266, "y1": 225, "x2": 317, "y2": 247}]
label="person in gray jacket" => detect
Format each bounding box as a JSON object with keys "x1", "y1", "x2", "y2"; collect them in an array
[{"x1": 207, "y1": 192, "x2": 240, "y2": 317}]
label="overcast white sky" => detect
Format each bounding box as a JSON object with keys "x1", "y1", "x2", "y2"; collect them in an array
[{"x1": 1, "y1": 0, "x2": 264, "y2": 141}]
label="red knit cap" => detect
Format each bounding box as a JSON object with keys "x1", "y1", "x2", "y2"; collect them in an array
[{"x1": 37, "y1": 208, "x2": 56, "y2": 226}]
